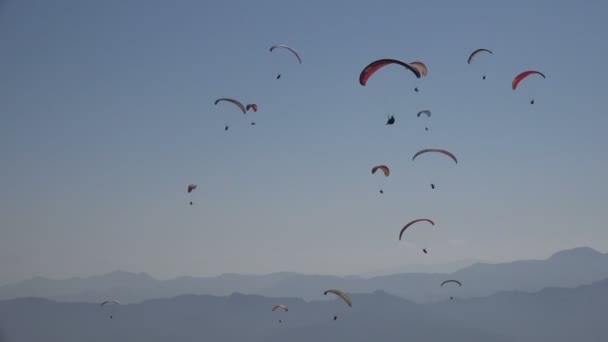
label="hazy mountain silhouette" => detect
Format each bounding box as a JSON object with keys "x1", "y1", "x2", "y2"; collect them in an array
[
  {"x1": 1, "y1": 247, "x2": 607, "y2": 304},
  {"x1": 1, "y1": 279, "x2": 608, "y2": 342}
]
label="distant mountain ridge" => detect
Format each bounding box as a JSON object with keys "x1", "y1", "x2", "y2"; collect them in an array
[
  {"x1": 1, "y1": 277, "x2": 608, "y2": 342},
  {"x1": 1, "y1": 247, "x2": 607, "y2": 304}
]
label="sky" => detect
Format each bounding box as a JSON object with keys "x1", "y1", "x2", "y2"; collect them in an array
[{"x1": 1, "y1": 0, "x2": 607, "y2": 284}]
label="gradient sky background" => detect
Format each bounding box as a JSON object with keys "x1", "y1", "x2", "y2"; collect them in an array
[{"x1": 1, "y1": 0, "x2": 607, "y2": 284}]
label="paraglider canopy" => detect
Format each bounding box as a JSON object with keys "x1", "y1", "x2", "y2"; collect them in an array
[
  {"x1": 409, "y1": 61, "x2": 428, "y2": 76},
  {"x1": 359, "y1": 59, "x2": 421, "y2": 86},
  {"x1": 187, "y1": 184, "x2": 197, "y2": 193},
  {"x1": 412, "y1": 148, "x2": 458, "y2": 164},
  {"x1": 371, "y1": 165, "x2": 390, "y2": 177},
  {"x1": 100, "y1": 300, "x2": 120, "y2": 307},
  {"x1": 417, "y1": 110, "x2": 431, "y2": 118},
  {"x1": 440, "y1": 280, "x2": 462, "y2": 287},
  {"x1": 467, "y1": 48, "x2": 493, "y2": 64},
  {"x1": 512, "y1": 70, "x2": 545, "y2": 90},
  {"x1": 324, "y1": 289, "x2": 352, "y2": 307},
  {"x1": 272, "y1": 304, "x2": 289, "y2": 312},
  {"x1": 270, "y1": 44, "x2": 303, "y2": 64},
  {"x1": 215, "y1": 98, "x2": 247, "y2": 114},
  {"x1": 246, "y1": 104, "x2": 258, "y2": 112},
  {"x1": 399, "y1": 219, "x2": 435, "y2": 240}
]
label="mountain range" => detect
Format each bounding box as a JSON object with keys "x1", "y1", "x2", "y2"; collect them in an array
[
  {"x1": 1, "y1": 247, "x2": 607, "y2": 304},
  {"x1": 1, "y1": 277, "x2": 607, "y2": 342}
]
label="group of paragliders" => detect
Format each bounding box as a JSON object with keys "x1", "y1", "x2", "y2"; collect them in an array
[
  {"x1": 366, "y1": 49, "x2": 544, "y2": 259},
  {"x1": 145, "y1": 46, "x2": 546, "y2": 324},
  {"x1": 468, "y1": 48, "x2": 546, "y2": 105},
  {"x1": 213, "y1": 44, "x2": 302, "y2": 131}
]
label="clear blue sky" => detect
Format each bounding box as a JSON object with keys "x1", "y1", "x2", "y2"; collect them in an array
[{"x1": 1, "y1": 0, "x2": 607, "y2": 283}]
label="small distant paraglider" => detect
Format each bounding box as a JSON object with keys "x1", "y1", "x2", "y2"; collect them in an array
[
  {"x1": 512, "y1": 70, "x2": 546, "y2": 105},
  {"x1": 246, "y1": 104, "x2": 258, "y2": 127},
  {"x1": 187, "y1": 184, "x2": 197, "y2": 205},
  {"x1": 467, "y1": 48, "x2": 493, "y2": 80},
  {"x1": 399, "y1": 219, "x2": 435, "y2": 255},
  {"x1": 215, "y1": 98, "x2": 247, "y2": 131},
  {"x1": 417, "y1": 110, "x2": 431, "y2": 132},
  {"x1": 272, "y1": 304, "x2": 288, "y2": 324},
  {"x1": 270, "y1": 44, "x2": 302, "y2": 80},
  {"x1": 386, "y1": 115, "x2": 395, "y2": 125},
  {"x1": 100, "y1": 300, "x2": 120, "y2": 319},
  {"x1": 371, "y1": 165, "x2": 390, "y2": 194},
  {"x1": 410, "y1": 61, "x2": 427, "y2": 92},
  {"x1": 324, "y1": 289, "x2": 352, "y2": 321},
  {"x1": 441, "y1": 280, "x2": 463, "y2": 300}
]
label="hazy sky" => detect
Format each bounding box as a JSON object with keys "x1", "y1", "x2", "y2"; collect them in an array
[{"x1": 1, "y1": 0, "x2": 607, "y2": 284}]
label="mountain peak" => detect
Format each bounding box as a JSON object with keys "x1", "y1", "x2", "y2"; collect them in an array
[{"x1": 549, "y1": 247, "x2": 603, "y2": 260}]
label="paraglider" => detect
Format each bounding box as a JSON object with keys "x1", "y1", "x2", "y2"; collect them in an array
[
  {"x1": 410, "y1": 61, "x2": 427, "y2": 92},
  {"x1": 441, "y1": 280, "x2": 462, "y2": 300},
  {"x1": 324, "y1": 289, "x2": 351, "y2": 321},
  {"x1": 467, "y1": 48, "x2": 493, "y2": 79},
  {"x1": 187, "y1": 184, "x2": 197, "y2": 205},
  {"x1": 215, "y1": 98, "x2": 247, "y2": 131},
  {"x1": 272, "y1": 304, "x2": 288, "y2": 323},
  {"x1": 246, "y1": 104, "x2": 258, "y2": 126},
  {"x1": 413, "y1": 149, "x2": 456, "y2": 190},
  {"x1": 386, "y1": 115, "x2": 395, "y2": 125},
  {"x1": 100, "y1": 300, "x2": 120, "y2": 319},
  {"x1": 512, "y1": 70, "x2": 546, "y2": 105},
  {"x1": 399, "y1": 219, "x2": 435, "y2": 254},
  {"x1": 359, "y1": 59, "x2": 421, "y2": 86},
  {"x1": 417, "y1": 110, "x2": 431, "y2": 131},
  {"x1": 270, "y1": 44, "x2": 302, "y2": 79},
  {"x1": 412, "y1": 149, "x2": 458, "y2": 164},
  {"x1": 371, "y1": 165, "x2": 390, "y2": 194}
]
